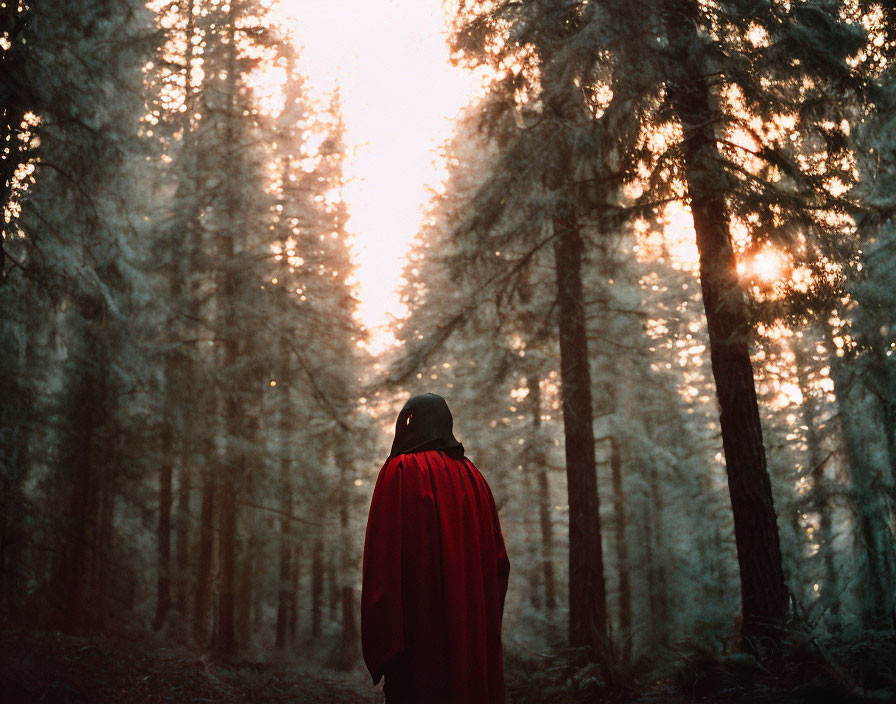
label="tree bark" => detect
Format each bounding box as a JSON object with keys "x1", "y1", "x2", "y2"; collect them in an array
[
  {"x1": 312, "y1": 539, "x2": 324, "y2": 637},
  {"x1": 664, "y1": 0, "x2": 788, "y2": 648},
  {"x1": 336, "y1": 443, "x2": 359, "y2": 670},
  {"x1": 328, "y1": 550, "x2": 339, "y2": 619},
  {"x1": 529, "y1": 375, "x2": 557, "y2": 613},
  {"x1": 276, "y1": 462, "x2": 294, "y2": 648},
  {"x1": 153, "y1": 447, "x2": 173, "y2": 630},
  {"x1": 646, "y1": 464, "x2": 669, "y2": 645},
  {"x1": 609, "y1": 435, "x2": 632, "y2": 658},
  {"x1": 155, "y1": 0, "x2": 199, "y2": 633},
  {"x1": 792, "y1": 334, "x2": 839, "y2": 612},
  {"x1": 175, "y1": 465, "x2": 191, "y2": 619},
  {"x1": 194, "y1": 471, "x2": 215, "y2": 641},
  {"x1": 823, "y1": 324, "x2": 895, "y2": 628},
  {"x1": 236, "y1": 532, "x2": 254, "y2": 646},
  {"x1": 288, "y1": 546, "x2": 300, "y2": 646},
  {"x1": 212, "y1": 2, "x2": 243, "y2": 656},
  {"x1": 552, "y1": 216, "x2": 608, "y2": 660},
  {"x1": 54, "y1": 362, "x2": 105, "y2": 631},
  {"x1": 537, "y1": 468, "x2": 557, "y2": 612},
  {"x1": 216, "y1": 479, "x2": 237, "y2": 653},
  {"x1": 276, "y1": 339, "x2": 294, "y2": 648}
]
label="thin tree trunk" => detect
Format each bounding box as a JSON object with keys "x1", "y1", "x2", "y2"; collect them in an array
[
  {"x1": 0, "y1": 317, "x2": 34, "y2": 617},
  {"x1": 537, "y1": 468, "x2": 556, "y2": 612},
  {"x1": 792, "y1": 335, "x2": 838, "y2": 610},
  {"x1": 236, "y1": 532, "x2": 255, "y2": 646},
  {"x1": 520, "y1": 391, "x2": 541, "y2": 609},
  {"x1": 175, "y1": 465, "x2": 191, "y2": 618},
  {"x1": 153, "y1": 0, "x2": 198, "y2": 630},
  {"x1": 55, "y1": 369, "x2": 102, "y2": 631},
  {"x1": 173, "y1": 0, "x2": 199, "y2": 631},
  {"x1": 288, "y1": 546, "x2": 300, "y2": 646},
  {"x1": 216, "y1": 480, "x2": 238, "y2": 653},
  {"x1": 609, "y1": 435, "x2": 632, "y2": 658},
  {"x1": 336, "y1": 443, "x2": 359, "y2": 670},
  {"x1": 328, "y1": 550, "x2": 339, "y2": 619},
  {"x1": 194, "y1": 471, "x2": 215, "y2": 641},
  {"x1": 823, "y1": 324, "x2": 894, "y2": 628},
  {"x1": 530, "y1": 375, "x2": 557, "y2": 613},
  {"x1": 663, "y1": 0, "x2": 787, "y2": 648},
  {"x1": 647, "y1": 464, "x2": 669, "y2": 645},
  {"x1": 865, "y1": 348, "x2": 896, "y2": 485},
  {"x1": 276, "y1": 462, "x2": 294, "y2": 648},
  {"x1": 552, "y1": 216, "x2": 609, "y2": 661},
  {"x1": 94, "y1": 466, "x2": 115, "y2": 631},
  {"x1": 213, "y1": 3, "x2": 242, "y2": 656},
  {"x1": 153, "y1": 444, "x2": 173, "y2": 630},
  {"x1": 276, "y1": 339, "x2": 294, "y2": 648},
  {"x1": 312, "y1": 539, "x2": 323, "y2": 637},
  {"x1": 522, "y1": 466, "x2": 542, "y2": 610}
]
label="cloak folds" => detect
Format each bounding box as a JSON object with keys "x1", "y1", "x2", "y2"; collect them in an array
[{"x1": 361, "y1": 449, "x2": 510, "y2": 704}]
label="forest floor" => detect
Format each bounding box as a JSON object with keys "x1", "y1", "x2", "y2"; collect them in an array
[
  {"x1": 2, "y1": 629, "x2": 895, "y2": 704},
  {"x1": 0, "y1": 629, "x2": 379, "y2": 704}
]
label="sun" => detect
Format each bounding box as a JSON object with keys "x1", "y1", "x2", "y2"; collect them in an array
[{"x1": 747, "y1": 249, "x2": 785, "y2": 282}]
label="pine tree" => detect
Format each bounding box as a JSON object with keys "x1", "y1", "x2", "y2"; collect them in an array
[{"x1": 450, "y1": 0, "x2": 886, "y2": 653}]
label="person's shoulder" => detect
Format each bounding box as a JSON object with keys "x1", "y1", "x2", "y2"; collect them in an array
[
  {"x1": 458, "y1": 456, "x2": 498, "y2": 496},
  {"x1": 381, "y1": 455, "x2": 403, "y2": 472},
  {"x1": 375, "y1": 455, "x2": 404, "y2": 483}
]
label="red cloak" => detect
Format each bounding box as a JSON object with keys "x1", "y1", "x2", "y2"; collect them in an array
[{"x1": 361, "y1": 449, "x2": 510, "y2": 704}]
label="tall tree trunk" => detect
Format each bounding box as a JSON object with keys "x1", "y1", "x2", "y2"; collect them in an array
[
  {"x1": 236, "y1": 532, "x2": 254, "y2": 646},
  {"x1": 647, "y1": 464, "x2": 669, "y2": 646},
  {"x1": 520, "y1": 390, "x2": 541, "y2": 609},
  {"x1": 336, "y1": 443, "x2": 359, "y2": 670},
  {"x1": 865, "y1": 348, "x2": 896, "y2": 485},
  {"x1": 175, "y1": 466, "x2": 191, "y2": 619},
  {"x1": 530, "y1": 375, "x2": 557, "y2": 614},
  {"x1": 823, "y1": 324, "x2": 895, "y2": 628},
  {"x1": 522, "y1": 468, "x2": 542, "y2": 610},
  {"x1": 253, "y1": 543, "x2": 264, "y2": 636},
  {"x1": 93, "y1": 464, "x2": 115, "y2": 630},
  {"x1": 276, "y1": 340, "x2": 294, "y2": 648},
  {"x1": 552, "y1": 216, "x2": 608, "y2": 661},
  {"x1": 537, "y1": 466, "x2": 557, "y2": 613},
  {"x1": 153, "y1": 440, "x2": 173, "y2": 630},
  {"x1": 312, "y1": 539, "x2": 323, "y2": 638},
  {"x1": 216, "y1": 479, "x2": 238, "y2": 653},
  {"x1": 609, "y1": 435, "x2": 632, "y2": 659},
  {"x1": 664, "y1": 0, "x2": 787, "y2": 648},
  {"x1": 194, "y1": 470, "x2": 215, "y2": 641},
  {"x1": 213, "y1": 3, "x2": 242, "y2": 656},
  {"x1": 288, "y1": 546, "x2": 300, "y2": 647},
  {"x1": 154, "y1": 0, "x2": 198, "y2": 630},
  {"x1": 0, "y1": 314, "x2": 35, "y2": 617},
  {"x1": 55, "y1": 364, "x2": 104, "y2": 631},
  {"x1": 792, "y1": 334, "x2": 839, "y2": 612},
  {"x1": 276, "y1": 462, "x2": 294, "y2": 648},
  {"x1": 328, "y1": 550, "x2": 339, "y2": 619}
]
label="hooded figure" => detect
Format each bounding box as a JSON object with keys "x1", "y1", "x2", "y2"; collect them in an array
[{"x1": 361, "y1": 393, "x2": 510, "y2": 704}]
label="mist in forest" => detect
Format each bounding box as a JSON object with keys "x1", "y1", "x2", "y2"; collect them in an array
[{"x1": 2, "y1": 0, "x2": 896, "y2": 702}]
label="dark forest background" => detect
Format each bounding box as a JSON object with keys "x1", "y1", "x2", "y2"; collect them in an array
[{"x1": 3, "y1": 0, "x2": 896, "y2": 701}]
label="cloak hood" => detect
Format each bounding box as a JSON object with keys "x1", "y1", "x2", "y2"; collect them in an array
[{"x1": 388, "y1": 392, "x2": 464, "y2": 459}]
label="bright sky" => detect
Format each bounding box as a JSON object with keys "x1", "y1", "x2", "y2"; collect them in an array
[{"x1": 276, "y1": 0, "x2": 481, "y2": 353}]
